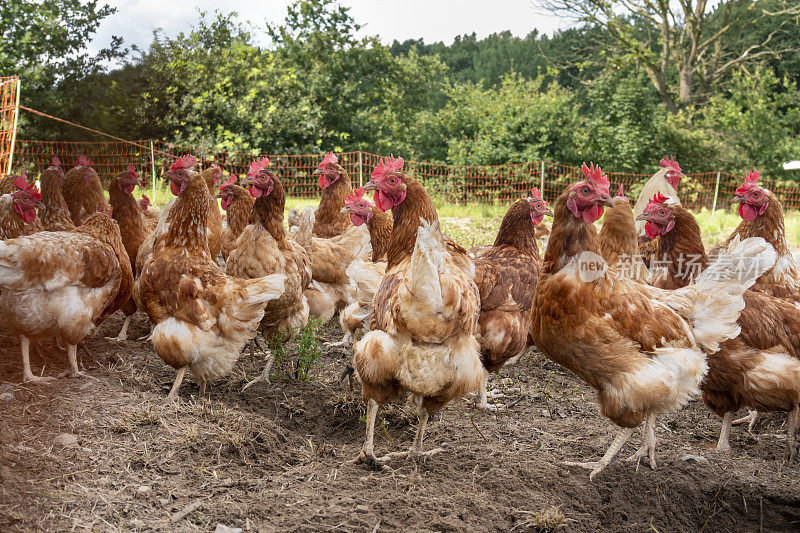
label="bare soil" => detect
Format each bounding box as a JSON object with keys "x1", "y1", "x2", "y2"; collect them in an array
[{"x1": 1, "y1": 313, "x2": 800, "y2": 532}]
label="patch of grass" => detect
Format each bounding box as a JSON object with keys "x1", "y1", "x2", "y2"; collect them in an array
[{"x1": 295, "y1": 317, "x2": 323, "y2": 381}]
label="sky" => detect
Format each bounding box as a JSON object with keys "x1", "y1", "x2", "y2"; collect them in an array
[{"x1": 89, "y1": 0, "x2": 570, "y2": 55}]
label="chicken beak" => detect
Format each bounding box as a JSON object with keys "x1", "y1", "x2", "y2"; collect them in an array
[
  {"x1": 635, "y1": 213, "x2": 650, "y2": 222},
  {"x1": 599, "y1": 194, "x2": 614, "y2": 207},
  {"x1": 340, "y1": 206, "x2": 352, "y2": 214},
  {"x1": 313, "y1": 168, "x2": 323, "y2": 176},
  {"x1": 362, "y1": 181, "x2": 378, "y2": 192},
  {"x1": 731, "y1": 195, "x2": 744, "y2": 204},
  {"x1": 239, "y1": 178, "x2": 252, "y2": 187},
  {"x1": 35, "y1": 200, "x2": 45, "y2": 209},
  {"x1": 544, "y1": 206, "x2": 553, "y2": 216}
]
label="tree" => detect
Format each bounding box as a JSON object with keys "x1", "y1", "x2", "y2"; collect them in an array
[
  {"x1": 1, "y1": 0, "x2": 125, "y2": 139},
  {"x1": 538, "y1": 0, "x2": 800, "y2": 112}
]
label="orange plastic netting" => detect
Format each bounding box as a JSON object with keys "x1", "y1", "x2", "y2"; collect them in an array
[
  {"x1": 0, "y1": 77, "x2": 19, "y2": 174},
  {"x1": 5, "y1": 138, "x2": 800, "y2": 210}
]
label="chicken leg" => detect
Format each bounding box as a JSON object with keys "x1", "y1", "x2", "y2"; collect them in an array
[
  {"x1": 20, "y1": 336, "x2": 54, "y2": 385},
  {"x1": 565, "y1": 427, "x2": 636, "y2": 480},
  {"x1": 788, "y1": 405, "x2": 799, "y2": 463},
  {"x1": 57, "y1": 344, "x2": 96, "y2": 380},
  {"x1": 626, "y1": 412, "x2": 657, "y2": 468},
  {"x1": 166, "y1": 366, "x2": 187, "y2": 402},
  {"x1": 715, "y1": 412, "x2": 734, "y2": 453},
  {"x1": 107, "y1": 315, "x2": 132, "y2": 342},
  {"x1": 349, "y1": 399, "x2": 389, "y2": 468}
]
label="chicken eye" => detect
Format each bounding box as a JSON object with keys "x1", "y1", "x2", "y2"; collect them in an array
[
  {"x1": 751, "y1": 190, "x2": 759, "y2": 197},
  {"x1": 581, "y1": 186, "x2": 591, "y2": 195},
  {"x1": 389, "y1": 177, "x2": 397, "y2": 184}
]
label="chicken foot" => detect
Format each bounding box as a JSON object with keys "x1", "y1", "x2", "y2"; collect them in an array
[
  {"x1": 241, "y1": 346, "x2": 275, "y2": 392},
  {"x1": 565, "y1": 427, "x2": 636, "y2": 480},
  {"x1": 20, "y1": 336, "x2": 55, "y2": 385},
  {"x1": 349, "y1": 399, "x2": 390, "y2": 469},
  {"x1": 382, "y1": 410, "x2": 445, "y2": 461},
  {"x1": 57, "y1": 344, "x2": 97, "y2": 380},
  {"x1": 473, "y1": 372, "x2": 505, "y2": 410},
  {"x1": 626, "y1": 412, "x2": 657, "y2": 469},
  {"x1": 732, "y1": 409, "x2": 760, "y2": 432}
]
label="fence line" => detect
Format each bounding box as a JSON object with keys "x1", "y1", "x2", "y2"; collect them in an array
[
  {"x1": 0, "y1": 76, "x2": 19, "y2": 174},
  {"x1": 6, "y1": 139, "x2": 800, "y2": 211}
]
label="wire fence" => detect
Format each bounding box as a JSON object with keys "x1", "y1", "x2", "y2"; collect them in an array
[{"x1": 6, "y1": 138, "x2": 800, "y2": 211}]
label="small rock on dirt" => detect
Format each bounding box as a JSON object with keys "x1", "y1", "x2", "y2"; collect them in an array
[
  {"x1": 214, "y1": 525, "x2": 242, "y2": 533},
  {"x1": 356, "y1": 505, "x2": 370, "y2": 513},
  {"x1": 681, "y1": 454, "x2": 709, "y2": 464},
  {"x1": 53, "y1": 433, "x2": 79, "y2": 448},
  {"x1": 0, "y1": 383, "x2": 14, "y2": 402}
]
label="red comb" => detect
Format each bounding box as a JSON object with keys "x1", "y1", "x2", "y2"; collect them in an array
[
  {"x1": 659, "y1": 156, "x2": 682, "y2": 175},
  {"x1": 51, "y1": 156, "x2": 61, "y2": 168},
  {"x1": 736, "y1": 169, "x2": 760, "y2": 195},
  {"x1": 210, "y1": 164, "x2": 222, "y2": 185},
  {"x1": 170, "y1": 154, "x2": 197, "y2": 171},
  {"x1": 530, "y1": 187, "x2": 544, "y2": 200},
  {"x1": 141, "y1": 194, "x2": 150, "y2": 203},
  {"x1": 77, "y1": 156, "x2": 92, "y2": 167},
  {"x1": 247, "y1": 157, "x2": 270, "y2": 178},
  {"x1": 650, "y1": 192, "x2": 669, "y2": 205},
  {"x1": 345, "y1": 187, "x2": 366, "y2": 206},
  {"x1": 318, "y1": 153, "x2": 338, "y2": 169},
  {"x1": 13, "y1": 173, "x2": 41, "y2": 202},
  {"x1": 220, "y1": 173, "x2": 236, "y2": 191},
  {"x1": 370, "y1": 155, "x2": 405, "y2": 180},
  {"x1": 580, "y1": 162, "x2": 609, "y2": 192},
  {"x1": 126, "y1": 164, "x2": 137, "y2": 176}
]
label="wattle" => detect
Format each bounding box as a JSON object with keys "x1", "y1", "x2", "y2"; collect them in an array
[
  {"x1": 645, "y1": 221, "x2": 661, "y2": 240},
  {"x1": 349, "y1": 213, "x2": 367, "y2": 227},
  {"x1": 169, "y1": 180, "x2": 181, "y2": 196},
  {"x1": 248, "y1": 185, "x2": 263, "y2": 199},
  {"x1": 531, "y1": 213, "x2": 544, "y2": 226},
  {"x1": 221, "y1": 196, "x2": 232, "y2": 210},
  {"x1": 14, "y1": 205, "x2": 36, "y2": 224},
  {"x1": 739, "y1": 203, "x2": 758, "y2": 222},
  {"x1": 374, "y1": 191, "x2": 392, "y2": 212},
  {"x1": 123, "y1": 184, "x2": 136, "y2": 195},
  {"x1": 580, "y1": 205, "x2": 604, "y2": 224}
]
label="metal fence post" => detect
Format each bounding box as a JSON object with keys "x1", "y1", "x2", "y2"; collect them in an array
[
  {"x1": 150, "y1": 140, "x2": 157, "y2": 198},
  {"x1": 358, "y1": 151, "x2": 363, "y2": 187},
  {"x1": 539, "y1": 161, "x2": 545, "y2": 195},
  {"x1": 7, "y1": 78, "x2": 21, "y2": 174},
  {"x1": 711, "y1": 171, "x2": 721, "y2": 222}
]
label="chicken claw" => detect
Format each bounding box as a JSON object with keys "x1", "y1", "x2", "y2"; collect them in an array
[
  {"x1": 241, "y1": 348, "x2": 275, "y2": 392},
  {"x1": 563, "y1": 460, "x2": 607, "y2": 481},
  {"x1": 23, "y1": 375, "x2": 56, "y2": 386}
]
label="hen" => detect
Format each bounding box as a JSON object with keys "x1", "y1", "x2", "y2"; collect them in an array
[
  {"x1": 469, "y1": 189, "x2": 551, "y2": 409},
  {"x1": 0, "y1": 212, "x2": 127, "y2": 383},
  {"x1": 139, "y1": 194, "x2": 159, "y2": 232},
  {"x1": 599, "y1": 185, "x2": 649, "y2": 282},
  {"x1": 38, "y1": 158, "x2": 77, "y2": 233},
  {"x1": 312, "y1": 153, "x2": 354, "y2": 238},
  {"x1": 638, "y1": 192, "x2": 800, "y2": 458},
  {"x1": 62, "y1": 156, "x2": 109, "y2": 226},
  {"x1": 0, "y1": 175, "x2": 43, "y2": 239},
  {"x1": 108, "y1": 164, "x2": 151, "y2": 341},
  {"x1": 219, "y1": 175, "x2": 255, "y2": 262},
  {"x1": 300, "y1": 208, "x2": 371, "y2": 323},
  {"x1": 530, "y1": 162, "x2": 775, "y2": 479},
  {"x1": 0, "y1": 172, "x2": 23, "y2": 196},
  {"x1": 225, "y1": 158, "x2": 312, "y2": 382},
  {"x1": 134, "y1": 168, "x2": 285, "y2": 399},
  {"x1": 351, "y1": 156, "x2": 483, "y2": 467},
  {"x1": 712, "y1": 170, "x2": 800, "y2": 305},
  {"x1": 337, "y1": 187, "x2": 393, "y2": 346}
]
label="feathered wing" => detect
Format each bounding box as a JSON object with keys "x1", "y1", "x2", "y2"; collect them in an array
[
  {"x1": 633, "y1": 167, "x2": 680, "y2": 235},
  {"x1": 473, "y1": 247, "x2": 539, "y2": 313}
]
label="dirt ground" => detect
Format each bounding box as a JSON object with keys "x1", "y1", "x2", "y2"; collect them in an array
[{"x1": 2, "y1": 313, "x2": 800, "y2": 532}]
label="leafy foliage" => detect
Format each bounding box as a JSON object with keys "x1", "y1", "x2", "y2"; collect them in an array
[{"x1": 4, "y1": 0, "x2": 800, "y2": 178}]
